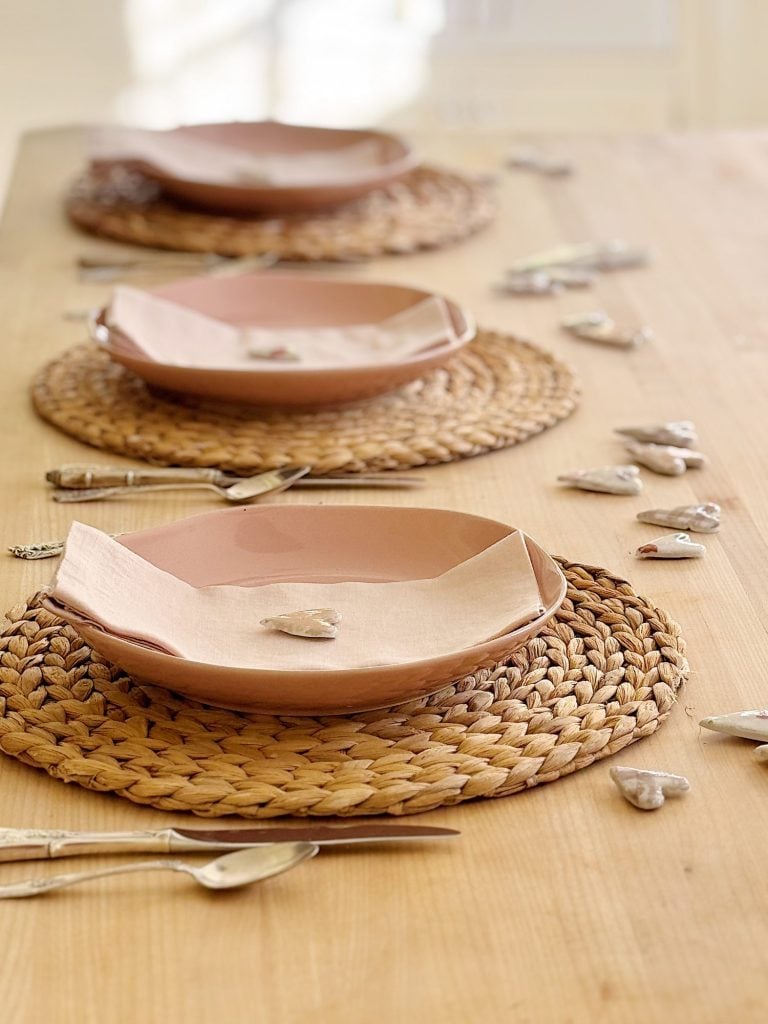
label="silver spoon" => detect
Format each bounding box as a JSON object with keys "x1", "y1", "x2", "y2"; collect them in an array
[
  {"x1": 0, "y1": 842, "x2": 318, "y2": 898},
  {"x1": 52, "y1": 466, "x2": 312, "y2": 504}
]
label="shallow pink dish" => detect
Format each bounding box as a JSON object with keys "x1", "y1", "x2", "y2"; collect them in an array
[
  {"x1": 43, "y1": 506, "x2": 567, "y2": 716},
  {"x1": 95, "y1": 121, "x2": 416, "y2": 213},
  {"x1": 93, "y1": 272, "x2": 475, "y2": 407}
]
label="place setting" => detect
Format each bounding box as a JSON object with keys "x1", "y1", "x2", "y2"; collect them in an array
[
  {"x1": 66, "y1": 120, "x2": 498, "y2": 262},
  {"x1": 0, "y1": 497, "x2": 688, "y2": 824},
  {"x1": 32, "y1": 265, "x2": 580, "y2": 476}
]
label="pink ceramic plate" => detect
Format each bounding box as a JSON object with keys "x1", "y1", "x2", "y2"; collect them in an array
[
  {"x1": 43, "y1": 506, "x2": 567, "y2": 716},
  {"x1": 93, "y1": 121, "x2": 416, "y2": 213},
  {"x1": 93, "y1": 273, "x2": 475, "y2": 407}
]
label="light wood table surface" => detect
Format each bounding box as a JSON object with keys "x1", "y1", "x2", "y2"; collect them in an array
[{"x1": 0, "y1": 128, "x2": 766, "y2": 1024}]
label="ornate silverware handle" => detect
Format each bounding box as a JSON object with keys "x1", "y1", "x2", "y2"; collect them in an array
[
  {"x1": 0, "y1": 828, "x2": 175, "y2": 862},
  {"x1": 47, "y1": 465, "x2": 225, "y2": 488},
  {"x1": 0, "y1": 859, "x2": 189, "y2": 899}
]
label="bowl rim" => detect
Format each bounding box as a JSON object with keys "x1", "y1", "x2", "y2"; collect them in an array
[
  {"x1": 43, "y1": 505, "x2": 567, "y2": 683},
  {"x1": 96, "y1": 120, "x2": 418, "y2": 194},
  {"x1": 90, "y1": 274, "x2": 477, "y2": 379}
]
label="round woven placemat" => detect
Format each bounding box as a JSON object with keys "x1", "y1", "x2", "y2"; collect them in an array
[
  {"x1": 0, "y1": 559, "x2": 688, "y2": 818},
  {"x1": 32, "y1": 331, "x2": 579, "y2": 475},
  {"x1": 66, "y1": 164, "x2": 497, "y2": 260}
]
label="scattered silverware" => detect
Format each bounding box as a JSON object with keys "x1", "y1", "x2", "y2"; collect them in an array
[
  {"x1": 509, "y1": 240, "x2": 649, "y2": 276},
  {"x1": 76, "y1": 252, "x2": 280, "y2": 282},
  {"x1": 636, "y1": 503, "x2": 720, "y2": 533},
  {"x1": 261, "y1": 608, "x2": 340, "y2": 639},
  {"x1": 615, "y1": 420, "x2": 698, "y2": 448},
  {"x1": 47, "y1": 464, "x2": 424, "y2": 491},
  {"x1": 0, "y1": 843, "x2": 317, "y2": 899},
  {"x1": 610, "y1": 766, "x2": 690, "y2": 811},
  {"x1": 76, "y1": 252, "x2": 364, "y2": 283},
  {"x1": 557, "y1": 465, "x2": 642, "y2": 495},
  {"x1": 560, "y1": 311, "x2": 653, "y2": 349},
  {"x1": 635, "y1": 532, "x2": 706, "y2": 559},
  {"x1": 50, "y1": 467, "x2": 425, "y2": 504},
  {"x1": 506, "y1": 146, "x2": 573, "y2": 177},
  {"x1": 52, "y1": 466, "x2": 312, "y2": 504},
  {"x1": 623, "y1": 441, "x2": 706, "y2": 476},
  {"x1": 0, "y1": 824, "x2": 460, "y2": 862}
]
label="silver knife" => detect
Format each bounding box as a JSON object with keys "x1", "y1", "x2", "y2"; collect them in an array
[{"x1": 0, "y1": 825, "x2": 459, "y2": 862}]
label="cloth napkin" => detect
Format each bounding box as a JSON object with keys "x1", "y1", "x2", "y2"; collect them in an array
[
  {"x1": 89, "y1": 126, "x2": 384, "y2": 187},
  {"x1": 108, "y1": 286, "x2": 459, "y2": 369},
  {"x1": 48, "y1": 522, "x2": 546, "y2": 672}
]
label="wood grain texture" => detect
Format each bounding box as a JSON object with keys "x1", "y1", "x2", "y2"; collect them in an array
[{"x1": 0, "y1": 127, "x2": 766, "y2": 1024}]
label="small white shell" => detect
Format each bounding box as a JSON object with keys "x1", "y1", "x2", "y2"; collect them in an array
[
  {"x1": 496, "y1": 271, "x2": 559, "y2": 295},
  {"x1": 699, "y1": 709, "x2": 768, "y2": 743},
  {"x1": 260, "y1": 608, "x2": 341, "y2": 639},
  {"x1": 623, "y1": 441, "x2": 685, "y2": 476},
  {"x1": 615, "y1": 420, "x2": 698, "y2": 448},
  {"x1": 610, "y1": 765, "x2": 690, "y2": 810},
  {"x1": 560, "y1": 311, "x2": 651, "y2": 348},
  {"x1": 636, "y1": 503, "x2": 720, "y2": 533},
  {"x1": 247, "y1": 345, "x2": 301, "y2": 362},
  {"x1": 623, "y1": 442, "x2": 707, "y2": 476},
  {"x1": 635, "y1": 532, "x2": 705, "y2": 559},
  {"x1": 558, "y1": 464, "x2": 642, "y2": 495},
  {"x1": 755, "y1": 745, "x2": 768, "y2": 763},
  {"x1": 546, "y1": 266, "x2": 595, "y2": 287}
]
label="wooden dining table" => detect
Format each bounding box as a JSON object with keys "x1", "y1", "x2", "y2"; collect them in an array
[{"x1": 0, "y1": 127, "x2": 766, "y2": 1024}]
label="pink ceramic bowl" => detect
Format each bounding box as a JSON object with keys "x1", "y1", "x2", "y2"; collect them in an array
[
  {"x1": 101, "y1": 121, "x2": 416, "y2": 213},
  {"x1": 93, "y1": 272, "x2": 475, "y2": 407},
  {"x1": 43, "y1": 506, "x2": 567, "y2": 716}
]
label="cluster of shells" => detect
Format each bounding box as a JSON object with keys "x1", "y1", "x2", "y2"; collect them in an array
[
  {"x1": 495, "y1": 238, "x2": 649, "y2": 299},
  {"x1": 557, "y1": 419, "x2": 720, "y2": 559}
]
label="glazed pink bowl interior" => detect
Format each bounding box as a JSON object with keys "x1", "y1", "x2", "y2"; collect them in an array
[
  {"x1": 95, "y1": 272, "x2": 476, "y2": 407},
  {"x1": 97, "y1": 121, "x2": 417, "y2": 213},
  {"x1": 44, "y1": 505, "x2": 567, "y2": 716}
]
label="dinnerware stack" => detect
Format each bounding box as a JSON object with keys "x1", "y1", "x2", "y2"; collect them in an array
[
  {"x1": 91, "y1": 272, "x2": 476, "y2": 407},
  {"x1": 67, "y1": 120, "x2": 497, "y2": 260},
  {"x1": 42, "y1": 505, "x2": 567, "y2": 715}
]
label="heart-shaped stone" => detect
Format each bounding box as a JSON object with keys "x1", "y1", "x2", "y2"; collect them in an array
[
  {"x1": 636, "y1": 532, "x2": 705, "y2": 559},
  {"x1": 260, "y1": 608, "x2": 340, "y2": 639},
  {"x1": 610, "y1": 766, "x2": 690, "y2": 810}
]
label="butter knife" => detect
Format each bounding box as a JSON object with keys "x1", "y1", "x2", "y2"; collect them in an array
[{"x1": 0, "y1": 825, "x2": 459, "y2": 862}]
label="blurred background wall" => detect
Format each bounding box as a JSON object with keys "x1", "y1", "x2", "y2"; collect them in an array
[{"x1": 2, "y1": 0, "x2": 767, "y2": 201}]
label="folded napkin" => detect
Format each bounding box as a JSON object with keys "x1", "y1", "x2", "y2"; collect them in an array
[
  {"x1": 89, "y1": 126, "x2": 384, "y2": 187},
  {"x1": 48, "y1": 522, "x2": 546, "y2": 672},
  {"x1": 108, "y1": 286, "x2": 458, "y2": 370}
]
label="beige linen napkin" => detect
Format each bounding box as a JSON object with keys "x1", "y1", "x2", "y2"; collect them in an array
[
  {"x1": 89, "y1": 126, "x2": 383, "y2": 187},
  {"x1": 48, "y1": 522, "x2": 546, "y2": 672},
  {"x1": 108, "y1": 286, "x2": 458, "y2": 369}
]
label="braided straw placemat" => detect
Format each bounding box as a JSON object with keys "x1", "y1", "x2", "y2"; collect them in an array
[
  {"x1": 0, "y1": 560, "x2": 688, "y2": 818},
  {"x1": 32, "y1": 331, "x2": 579, "y2": 475},
  {"x1": 66, "y1": 165, "x2": 497, "y2": 260}
]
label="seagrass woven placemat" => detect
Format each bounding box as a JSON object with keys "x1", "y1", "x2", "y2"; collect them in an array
[
  {"x1": 31, "y1": 331, "x2": 579, "y2": 474},
  {"x1": 0, "y1": 559, "x2": 688, "y2": 818},
  {"x1": 66, "y1": 164, "x2": 497, "y2": 260}
]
